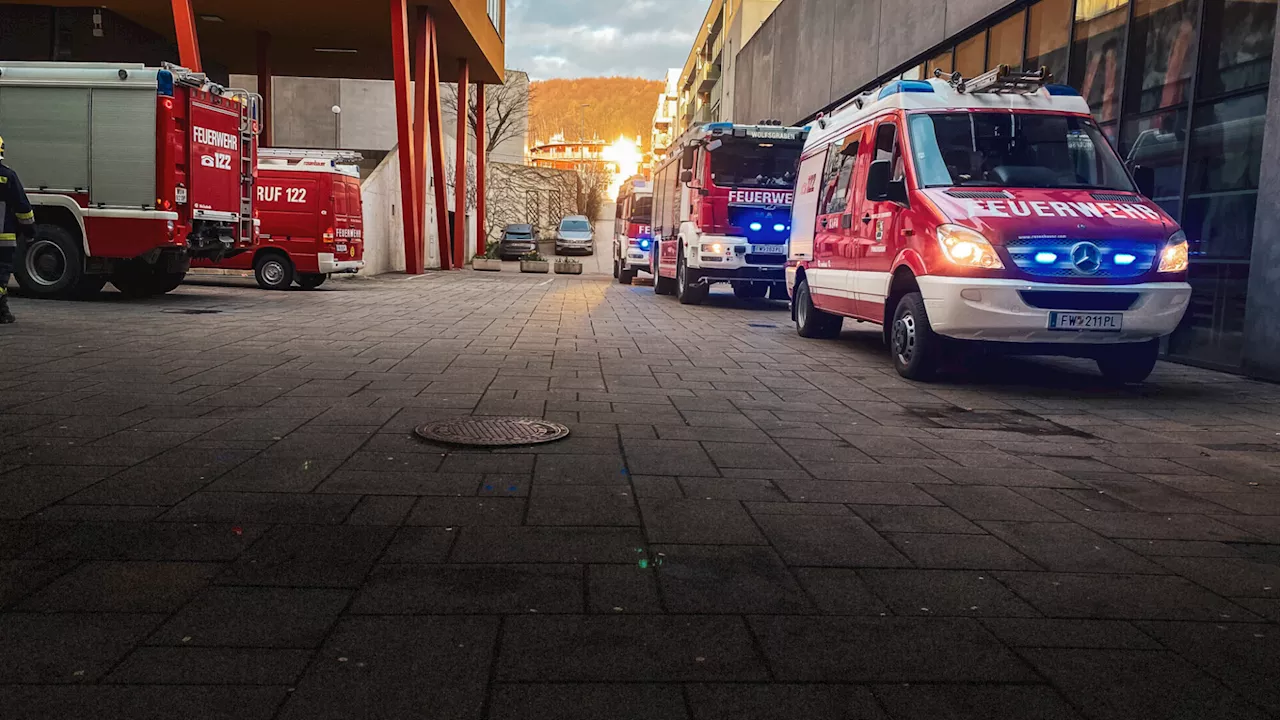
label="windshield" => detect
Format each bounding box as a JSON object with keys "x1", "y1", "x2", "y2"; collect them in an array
[
  {"x1": 709, "y1": 140, "x2": 802, "y2": 189},
  {"x1": 907, "y1": 112, "x2": 1135, "y2": 191},
  {"x1": 631, "y1": 196, "x2": 653, "y2": 222},
  {"x1": 560, "y1": 220, "x2": 591, "y2": 233}
]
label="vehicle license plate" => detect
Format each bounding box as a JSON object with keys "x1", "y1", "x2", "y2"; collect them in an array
[
  {"x1": 336, "y1": 243, "x2": 348, "y2": 253},
  {"x1": 1048, "y1": 311, "x2": 1122, "y2": 332},
  {"x1": 750, "y1": 244, "x2": 786, "y2": 254}
]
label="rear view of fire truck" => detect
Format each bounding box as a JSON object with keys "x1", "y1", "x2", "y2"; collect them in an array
[{"x1": 0, "y1": 62, "x2": 260, "y2": 299}]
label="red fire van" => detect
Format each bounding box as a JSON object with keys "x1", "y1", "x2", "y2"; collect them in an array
[
  {"x1": 787, "y1": 67, "x2": 1192, "y2": 383},
  {"x1": 195, "y1": 149, "x2": 364, "y2": 289}
]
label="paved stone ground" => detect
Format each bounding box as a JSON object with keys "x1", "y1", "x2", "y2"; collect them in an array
[{"x1": 1, "y1": 271, "x2": 1279, "y2": 720}]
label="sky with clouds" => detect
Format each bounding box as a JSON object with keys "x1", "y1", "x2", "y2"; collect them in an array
[{"x1": 505, "y1": 0, "x2": 710, "y2": 80}]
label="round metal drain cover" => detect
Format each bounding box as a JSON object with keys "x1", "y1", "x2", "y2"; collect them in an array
[{"x1": 415, "y1": 417, "x2": 570, "y2": 447}]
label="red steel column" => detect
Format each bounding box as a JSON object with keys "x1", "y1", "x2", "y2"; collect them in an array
[
  {"x1": 475, "y1": 84, "x2": 487, "y2": 256},
  {"x1": 426, "y1": 18, "x2": 452, "y2": 270},
  {"x1": 452, "y1": 59, "x2": 470, "y2": 269},
  {"x1": 389, "y1": 0, "x2": 422, "y2": 274},
  {"x1": 256, "y1": 32, "x2": 273, "y2": 148},
  {"x1": 170, "y1": 0, "x2": 202, "y2": 72},
  {"x1": 412, "y1": 7, "x2": 430, "y2": 260}
]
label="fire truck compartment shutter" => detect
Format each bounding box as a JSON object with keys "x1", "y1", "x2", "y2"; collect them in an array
[
  {"x1": 89, "y1": 87, "x2": 157, "y2": 208},
  {"x1": 0, "y1": 87, "x2": 91, "y2": 192}
]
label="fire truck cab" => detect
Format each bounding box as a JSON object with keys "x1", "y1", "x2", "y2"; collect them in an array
[
  {"x1": 613, "y1": 176, "x2": 653, "y2": 284},
  {"x1": 651, "y1": 122, "x2": 808, "y2": 305},
  {"x1": 0, "y1": 61, "x2": 259, "y2": 299},
  {"x1": 788, "y1": 67, "x2": 1192, "y2": 383}
]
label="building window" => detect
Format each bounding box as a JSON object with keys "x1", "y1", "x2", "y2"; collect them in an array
[
  {"x1": 956, "y1": 33, "x2": 988, "y2": 78},
  {"x1": 1071, "y1": 0, "x2": 1129, "y2": 123},
  {"x1": 988, "y1": 10, "x2": 1026, "y2": 69},
  {"x1": 488, "y1": 0, "x2": 501, "y2": 32},
  {"x1": 1126, "y1": 0, "x2": 1199, "y2": 114},
  {"x1": 1184, "y1": 92, "x2": 1267, "y2": 259},
  {"x1": 1026, "y1": 0, "x2": 1073, "y2": 82},
  {"x1": 1199, "y1": 0, "x2": 1277, "y2": 97},
  {"x1": 1119, "y1": 108, "x2": 1189, "y2": 217}
]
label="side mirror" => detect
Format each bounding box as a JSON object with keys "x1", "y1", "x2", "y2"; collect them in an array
[
  {"x1": 681, "y1": 147, "x2": 696, "y2": 170},
  {"x1": 1133, "y1": 165, "x2": 1156, "y2": 198},
  {"x1": 679, "y1": 169, "x2": 694, "y2": 184},
  {"x1": 865, "y1": 160, "x2": 891, "y2": 201}
]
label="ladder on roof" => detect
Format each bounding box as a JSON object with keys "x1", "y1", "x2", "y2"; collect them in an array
[
  {"x1": 938, "y1": 65, "x2": 1052, "y2": 95},
  {"x1": 259, "y1": 148, "x2": 364, "y2": 165}
]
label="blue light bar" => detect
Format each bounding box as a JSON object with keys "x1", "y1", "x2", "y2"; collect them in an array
[
  {"x1": 706, "y1": 122, "x2": 735, "y2": 132},
  {"x1": 878, "y1": 80, "x2": 935, "y2": 101},
  {"x1": 1034, "y1": 252, "x2": 1058, "y2": 264},
  {"x1": 157, "y1": 69, "x2": 174, "y2": 98},
  {"x1": 1114, "y1": 253, "x2": 1137, "y2": 266},
  {"x1": 1045, "y1": 84, "x2": 1080, "y2": 96}
]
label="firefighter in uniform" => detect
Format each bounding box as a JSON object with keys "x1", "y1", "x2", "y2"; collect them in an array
[{"x1": 0, "y1": 135, "x2": 35, "y2": 323}]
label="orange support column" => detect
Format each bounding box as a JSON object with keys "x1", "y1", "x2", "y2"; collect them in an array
[
  {"x1": 426, "y1": 19, "x2": 452, "y2": 270},
  {"x1": 256, "y1": 32, "x2": 273, "y2": 148},
  {"x1": 389, "y1": 0, "x2": 423, "y2": 274},
  {"x1": 452, "y1": 59, "x2": 470, "y2": 270},
  {"x1": 475, "y1": 84, "x2": 487, "y2": 257},
  {"x1": 170, "y1": 0, "x2": 202, "y2": 72},
  {"x1": 412, "y1": 8, "x2": 430, "y2": 256}
]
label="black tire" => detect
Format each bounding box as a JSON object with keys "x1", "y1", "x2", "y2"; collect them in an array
[
  {"x1": 618, "y1": 266, "x2": 635, "y2": 285},
  {"x1": 254, "y1": 252, "x2": 294, "y2": 291},
  {"x1": 794, "y1": 277, "x2": 843, "y2": 339},
  {"x1": 676, "y1": 254, "x2": 708, "y2": 305},
  {"x1": 1096, "y1": 340, "x2": 1160, "y2": 384},
  {"x1": 733, "y1": 283, "x2": 768, "y2": 300},
  {"x1": 612, "y1": 257, "x2": 619, "y2": 279},
  {"x1": 151, "y1": 272, "x2": 186, "y2": 295},
  {"x1": 14, "y1": 224, "x2": 84, "y2": 299},
  {"x1": 298, "y1": 273, "x2": 327, "y2": 290},
  {"x1": 889, "y1": 292, "x2": 942, "y2": 381},
  {"x1": 110, "y1": 261, "x2": 158, "y2": 299}
]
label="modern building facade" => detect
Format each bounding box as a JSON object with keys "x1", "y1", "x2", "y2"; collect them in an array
[
  {"x1": 735, "y1": 0, "x2": 1280, "y2": 380},
  {"x1": 650, "y1": 68, "x2": 682, "y2": 167},
  {"x1": 671, "y1": 0, "x2": 781, "y2": 138},
  {"x1": 528, "y1": 136, "x2": 618, "y2": 174}
]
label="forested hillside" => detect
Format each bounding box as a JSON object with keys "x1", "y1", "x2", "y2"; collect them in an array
[{"x1": 529, "y1": 77, "x2": 664, "y2": 150}]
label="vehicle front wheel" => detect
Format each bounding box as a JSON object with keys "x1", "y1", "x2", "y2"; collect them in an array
[
  {"x1": 794, "y1": 277, "x2": 842, "y2": 339},
  {"x1": 254, "y1": 252, "x2": 294, "y2": 291},
  {"x1": 890, "y1": 292, "x2": 942, "y2": 381},
  {"x1": 298, "y1": 273, "x2": 327, "y2": 290},
  {"x1": 1096, "y1": 339, "x2": 1160, "y2": 384},
  {"x1": 676, "y1": 255, "x2": 708, "y2": 305},
  {"x1": 15, "y1": 224, "x2": 85, "y2": 299},
  {"x1": 618, "y1": 266, "x2": 635, "y2": 285},
  {"x1": 612, "y1": 257, "x2": 619, "y2": 278}
]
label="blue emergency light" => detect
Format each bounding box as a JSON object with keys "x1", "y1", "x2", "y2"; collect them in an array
[
  {"x1": 1114, "y1": 253, "x2": 1137, "y2": 265},
  {"x1": 878, "y1": 80, "x2": 935, "y2": 101},
  {"x1": 1034, "y1": 252, "x2": 1058, "y2": 264},
  {"x1": 749, "y1": 222, "x2": 763, "y2": 232}
]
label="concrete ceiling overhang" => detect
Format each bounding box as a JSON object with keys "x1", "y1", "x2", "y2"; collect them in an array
[{"x1": 7, "y1": 0, "x2": 503, "y2": 82}]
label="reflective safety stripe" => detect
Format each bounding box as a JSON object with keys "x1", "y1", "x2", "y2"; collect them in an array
[{"x1": 16, "y1": 211, "x2": 34, "y2": 223}]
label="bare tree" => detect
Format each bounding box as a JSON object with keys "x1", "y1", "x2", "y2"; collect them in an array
[
  {"x1": 575, "y1": 162, "x2": 612, "y2": 222},
  {"x1": 485, "y1": 163, "x2": 579, "y2": 242},
  {"x1": 443, "y1": 71, "x2": 530, "y2": 156}
]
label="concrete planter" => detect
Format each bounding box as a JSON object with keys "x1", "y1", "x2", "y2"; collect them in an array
[
  {"x1": 554, "y1": 262, "x2": 583, "y2": 275},
  {"x1": 473, "y1": 258, "x2": 503, "y2": 272},
  {"x1": 520, "y1": 260, "x2": 550, "y2": 274}
]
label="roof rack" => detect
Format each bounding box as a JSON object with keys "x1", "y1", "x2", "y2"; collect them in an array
[{"x1": 937, "y1": 65, "x2": 1053, "y2": 95}]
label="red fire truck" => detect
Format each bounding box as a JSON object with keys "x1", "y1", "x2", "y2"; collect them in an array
[
  {"x1": 612, "y1": 176, "x2": 652, "y2": 284},
  {"x1": 194, "y1": 149, "x2": 365, "y2": 290},
  {"x1": 650, "y1": 122, "x2": 809, "y2": 304},
  {"x1": 0, "y1": 61, "x2": 259, "y2": 298}
]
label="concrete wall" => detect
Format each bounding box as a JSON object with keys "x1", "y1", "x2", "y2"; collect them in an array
[
  {"x1": 1243, "y1": 18, "x2": 1280, "y2": 380},
  {"x1": 734, "y1": 0, "x2": 1021, "y2": 123}
]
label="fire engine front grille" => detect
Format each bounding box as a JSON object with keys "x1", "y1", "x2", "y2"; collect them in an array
[
  {"x1": 945, "y1": 189, "x2": 1013, "y2": 199},
  {"x1": 1019, "y1": 291, "x2": 1140, "y2": 311}
]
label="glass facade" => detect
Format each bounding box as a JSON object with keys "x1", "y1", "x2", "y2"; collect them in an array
[{"x1": 878, "y1": 0, "x2": 1279, "y2": 372}]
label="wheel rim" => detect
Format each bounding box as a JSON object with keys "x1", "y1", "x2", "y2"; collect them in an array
[
  {"x1": 677, "y1": 261, "x2": 686, "y2": 294},
  {"x1": 261, "y1": 260, "x2": 285, "y2": 285},
  {"x1": 893, "y1": 312, "x2": 917, "y2": 366},
  {"x1": 797, "y1": 287, "x2": 809, "y2": 327},
  {"x1": 26, "y1": 239, "x2": 68, "y2": 287}
]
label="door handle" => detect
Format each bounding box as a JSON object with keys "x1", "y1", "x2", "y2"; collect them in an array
[{"x1": 862, "y1": 214, "x2": 872, "y2": 225}]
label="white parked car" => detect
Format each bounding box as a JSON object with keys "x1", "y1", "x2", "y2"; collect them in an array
[{"x1": 555, "y1": 216, "x2": 595, "y2": 255}]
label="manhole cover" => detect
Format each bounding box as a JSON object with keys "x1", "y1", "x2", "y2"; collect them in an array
[{"x1": 415, "y1": 417, "x2": 570, "y2": 447}]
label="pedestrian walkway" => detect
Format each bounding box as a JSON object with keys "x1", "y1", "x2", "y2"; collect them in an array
[{"x1": 1, "y1": 273, "x2": 1277, "y2": 719}]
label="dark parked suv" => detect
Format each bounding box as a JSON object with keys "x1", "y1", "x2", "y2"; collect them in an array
[{"x1": 498, "y1": 224, "x2": 537, "y2": 260}]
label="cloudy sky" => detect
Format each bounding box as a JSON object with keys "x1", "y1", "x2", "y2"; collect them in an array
[{"x1": 505, "y1": 0, "x2": 710, "y2": 80}]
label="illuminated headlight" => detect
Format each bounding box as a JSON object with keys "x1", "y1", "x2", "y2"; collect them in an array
[
  {"x1": 701, "y1": 243, "x2": 724, "y2": 254},
  {"x1": 936, "y1": 225, "x2": 1004, "y2": 269},
  {"x1": 1158, "y1": 231, "x2": 1189, "y2": 273},
  {"x1": 749, "y1": 222, "x2": 763, "y2": 232},
  {"x1": 773, "y1": 223, "x2": 787, "y2": 232}
]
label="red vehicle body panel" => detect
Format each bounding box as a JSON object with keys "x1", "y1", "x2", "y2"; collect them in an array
[{"x1": 195, "y1": 167, "x2": 364, "y2": 274}]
